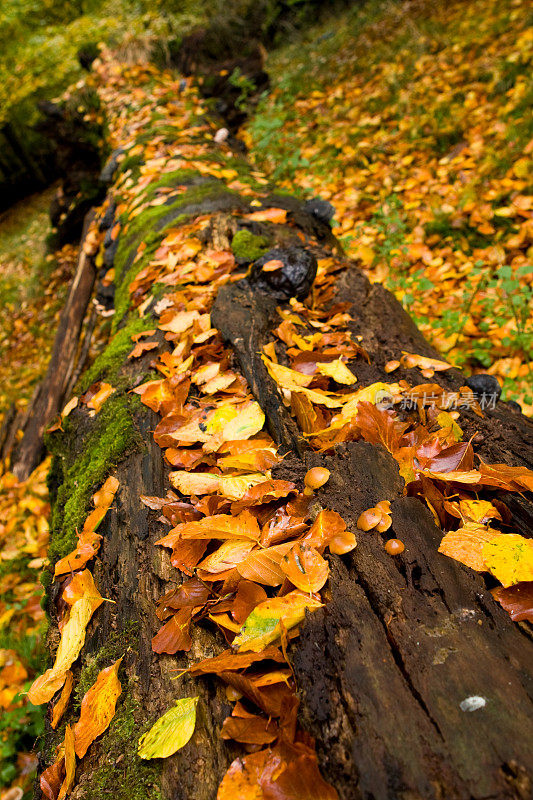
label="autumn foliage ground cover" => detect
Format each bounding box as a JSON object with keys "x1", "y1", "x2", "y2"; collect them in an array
[
  {"x1": 18, "y1": 49, "x2": 533, "y2": 800},
  {"x1": 244, "y1": 0, "x2": 533, "y2": 411}
]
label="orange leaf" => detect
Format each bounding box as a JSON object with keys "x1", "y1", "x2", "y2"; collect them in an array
[
  {"x1": 236, "y1": 542, "x2": 294, "y2": 586},
  {"x1": 54, "y1": 476, "x2": 119, "y2": 577},
  {"x1": 491, "y1": 582, "x2": 533, "y2": 622},
  {"x1": 51, "y1": 671, "x2": 74, "y2": 729},
  {"x1": 280, "y1": 543, "x2": 329, "y2": 593},
  {"x1": 246, "y1": 208, "x2": 288, "y2": 223},
  {"x1": 159, "y1": 511, "x2": 261, "y2": 542},
  {"x1": 73, "y1": 658, "x2": 122, "y2": 758},
  {"x1": 220, "y1": 714, "x2": 278, "y2": 744}
]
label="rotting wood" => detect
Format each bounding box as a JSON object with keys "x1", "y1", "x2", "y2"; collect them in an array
[{"x1": 13, "y1": 212, "x2": 97, "y2": 480}]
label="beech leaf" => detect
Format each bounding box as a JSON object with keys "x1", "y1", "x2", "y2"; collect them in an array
[{"x1": 138, "y1": 696, "x2": 199, "y2": 759}]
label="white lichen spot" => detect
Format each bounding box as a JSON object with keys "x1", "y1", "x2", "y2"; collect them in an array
[{"x1": 460, "y1": 695, "x2": 486, "y2": 712}]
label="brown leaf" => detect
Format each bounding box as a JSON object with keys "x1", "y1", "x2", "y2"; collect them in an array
[
  {"x1": 188, "y1": 646, "x2": 286, "y2": 676},
  {"x1": 221, "y1": 714, "x2": 278, "y2": 744},
  {"x1": 491, "y1": 582, "x2": 533, "y2": 622},
  {"x1": 152, "y1": 609, "x2": 193, "y2": 654}
]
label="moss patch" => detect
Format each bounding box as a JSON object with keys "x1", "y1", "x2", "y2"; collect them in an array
[
  {"x1": 47, "y1": 393, "x2": 143, "y2": 565},
  {"x1": 231, "y1": 229, "x2": 269, "y2": 262},
  {"x1": 80, "y1": 315, "x2": 149, "y2": 391},
  {"x1": 83, "y1": 694, "x2": 162, "y2": 800},
  {"x1": 75, "y1": 623, "x2": 140, "y2": 709}
]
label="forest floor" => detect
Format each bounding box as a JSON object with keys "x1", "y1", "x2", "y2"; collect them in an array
[
  {"x1": 0, "y1": 194, "x2": 77, "y2": 798},
  {"x1": 244, "y1": 0, "x2": 532, "y2": 411},
  {"x1": 0, "y1": 0, "x2": 531, "y2": 796}
]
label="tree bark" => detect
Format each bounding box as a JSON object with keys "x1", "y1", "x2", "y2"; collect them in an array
[
  {"x1": 13, "y1": 212, "x2": 96, "y2": 480},
  {"x1": 37, "y1": 59, "x2": 533, "y2": 800}
]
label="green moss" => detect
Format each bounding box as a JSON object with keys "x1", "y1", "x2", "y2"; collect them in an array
[
  {"x1": 80, "y1": 315, "x2": 149, "y2": 390},
  {"x1": 231, "y1": 229, "x2": 269, "y2": 261},
  {"x1": 75, "y1": 623, "x2": 140, "y2": 708},
  {"x1": 48, "y1": 393, "x2": 143, "y2": 564},
  {"x1": 83, "y1": 694, "x2": 162, "y2": 800},
  {"x1": 113, "y1": 180, "x2": 241, "y2": 327}
]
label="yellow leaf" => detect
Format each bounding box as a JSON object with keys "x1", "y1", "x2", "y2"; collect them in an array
[
  {"x1": 316, "y1": 359, "x2": 357, "y2": 385},
  {"x1": 262, "y1": 355, "x2": 313, "y2": 389},
  {"x1": 138, "y1": 697, "x2": 199, "y2": 759},
  {"x1": 218, "y1": 473, "x2": 266, "y2": 500},
  {"x1": 339, "y1": 382, "x2": 401, "y2": 421},
  {"x1": 58, "y1": 725, "x2": 76, "y2": 800},
  {"x1": 221, "y1": 402, "x2": 265, "y2": 441},
  {"x1": 436, "y1": 411, "x2": 463, "y2": 442},
  {"x1": 73, "y1": 658, "x2": 122, "y2": 758},
  {"x1": 169, "y1": 471, "x2": 221, "y2": 495},
  {"x1": 438, "y1": 523, "x2": 500, "y2": 571},
  {"x1": 233, "y1": 590, "x2": 323, "y2": 652},
  {"x1": 458, "y1": 499, "x2": 501, "y2": 524},
  {"x1": 28, "y1": 571, "x2": 103, "y2": 704},
  {"x1": 482, "y1": 534, "x2": 533, "y2": 588}
]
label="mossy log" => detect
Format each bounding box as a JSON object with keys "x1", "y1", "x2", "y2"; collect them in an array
[{"x1": 38, "y1": 64, "x2": 533, "y2": 800}]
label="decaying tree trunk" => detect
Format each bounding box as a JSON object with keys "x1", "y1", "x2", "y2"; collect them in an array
[
  {"x1": 13, "y1": 212, "x2": 97, "y2": 481},
  {"x1": 37, "y1": 58, "x2": 533, "y2": 800}
]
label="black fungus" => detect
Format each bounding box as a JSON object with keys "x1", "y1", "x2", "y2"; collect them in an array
[
  {"x1": 465, "y1": 374, "x2": 502, "y2": 403},
  {"x1": 248, "y1": 246, "x2": 318, "y2": 301},
  {"x1": 304, "y1": 198, "x2": 335, "y2": 225}
]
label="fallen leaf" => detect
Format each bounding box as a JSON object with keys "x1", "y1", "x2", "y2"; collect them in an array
[
  {"x1": 482, "y1": 534, "x2": 533, "y2": 587},
  {"x1": 51, "y1": 671, "x2": 74, "y2": 729},
  {"x1": 491, "y1": 582, "x2": 533, "y2": 622},
  {"x1": 221, "y1": 714, "x2": 278, "y2": 744},
  {"x1": 280, "y1": 543, "x2": 329, "y2": 593},
  {"x1": 73, "y1": 658, "x2": 122, "y2": 757},
  {"x1": 138, "y1": 696, "x2": 199, "y2": 759},
  {"x1": 438, "y1": 523, "x2": 500, "y2": 571},
  {"x1": 28, "y1": 571, "x2": 103, "y2": 704},
  {"x1": 233, "y1": 591, "x2": 323, "y2": 652},
  {"x1": 87, "y1": 382, "x2": 116, "y2": 416}
]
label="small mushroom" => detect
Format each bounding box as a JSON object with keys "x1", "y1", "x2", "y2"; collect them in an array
[
  {"x1": 303, "y1": 467, "x2": 330, "y2": 496},
  {"x1": 385, "y1": 538, "x2": 405, "y2": 555}
]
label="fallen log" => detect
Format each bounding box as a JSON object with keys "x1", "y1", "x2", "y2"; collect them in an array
[
  {"x1": 35, "y1": 56, "x2": 533, "y2": 800},
  {"x1": 13, "y1": 212, "x2": 97, "y2": 480}
]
